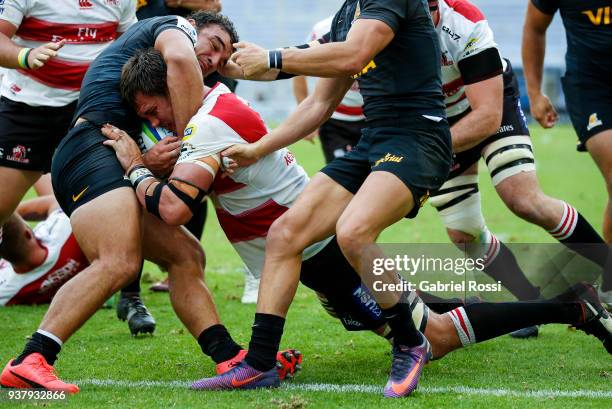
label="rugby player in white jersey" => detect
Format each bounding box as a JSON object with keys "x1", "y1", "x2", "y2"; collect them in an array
[
  {"x1": 425, "y1": 0, "x2": 612, "y2": 333},
  {"x1": 104, "y1": 48, "x2": 612, "y2": 391},
  {"x1": 0, "y1": 0, "x2": 134, "y2": 243}
]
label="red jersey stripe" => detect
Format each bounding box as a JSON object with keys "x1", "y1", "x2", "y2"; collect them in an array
[
  {"x1": 16, "y1": 17, "x2": 119, "y2": 44},
  {"x1": 216, "y1": 199, "x2": 289, "y2": 243}
]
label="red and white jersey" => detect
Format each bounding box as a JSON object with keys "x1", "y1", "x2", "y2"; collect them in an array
[
  {"x1": 436, "y1": 0, "x2": 504, "y2": 118},
  {"x1": 0, "y1": 209, "x2": 89, "y2": 306},
  {"x1": 308, "y1": 15, "x2": 364, "y2": 122},
  {"x1": 0, "y1": 0, "x2": 136, "y2": 107},
  {"x1": 178, "y1": 83, "x2": 330, "y2": 278}
]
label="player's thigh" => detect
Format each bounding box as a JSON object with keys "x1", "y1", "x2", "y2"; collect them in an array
[
  {"x1": 338, "y1": 119, "x2": 452, "y2": 233},
  {"x1": 586, "y1": 129, "x2": 612, "y2": 189},
  {"x1": 70, "y1": 187, "x2": 143, "y2": 265},
  {"x1": 0, "y1": 167, "x2": 41, "y2": 219},
  {"x1": 141, "y1": 212, "x2": 204, "y2": 273},
  {"x1": 271, "y1": 172, "x2": 354, "y2": 249}
]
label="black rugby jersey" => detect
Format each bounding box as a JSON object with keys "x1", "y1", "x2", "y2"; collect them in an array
[
  {"x1": 73, "y1": 16, "x2": 197, "y2": 128},
  {"x1": 330, "y1": 0, "x2": 445, "y2": 121},
  {"x1": 531, "y1": 0, "x2": 612, "y2": 76}
]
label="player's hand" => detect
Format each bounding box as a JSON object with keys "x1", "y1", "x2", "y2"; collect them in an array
[
  {"x1": 141, "y1": 136, "x2": 182, "y2": 177},
  {"x1": 217, "y1": 59, "x2": 244, "y2": 79},
  {"x1": 231, "y1": 41, "x2": 269, "y2": 79},
  {"x1": 28, "y1": 40, "x2": 66, "y2": 70},
  {"x1": 221, "y1": 142, "x2": 262, "y2": 168},
  {"x1": 101, "y1": 124, "x2": 143, "y2": 171},
  {"x1": 529, "y1": 93, "x2": 558, "y2": 128}
]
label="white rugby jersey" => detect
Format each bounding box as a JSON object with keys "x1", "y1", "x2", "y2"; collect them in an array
[
  {"x1": 436, "y1": 0, "x2": 504, "y2": 118},
  {"x1": 0, "y1": 209, "x2": 88, "y2": 306},
  {"x1": 0, "y1": 0, "x2": 136, "y2": 107},
  {"x1": 308, "y1": 15, "x2": 364, "y2": 122},
  {"x1": 177, "y1": 83, "x2": 330, "y2": 278}
]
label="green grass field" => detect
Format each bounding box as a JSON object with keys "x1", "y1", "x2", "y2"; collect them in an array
[{"x1": 1, "y1": 125, "x2": 611, "y2": 408}]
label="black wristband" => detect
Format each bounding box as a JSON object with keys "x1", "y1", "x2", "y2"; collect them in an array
[
  {"x1": 128, "y1": 165, "x2": 154, "y2": 189},
  {"x1": 268, "y1": 49, "x2": 283, "y2": 70}
]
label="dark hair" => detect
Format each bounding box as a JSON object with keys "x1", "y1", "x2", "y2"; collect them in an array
[
  {"x1": 120, "y1": 48, "x2": 168, "y2": 109},
  {"x1": 0, "y1": 214, "x2": 31, "y2": 264},
  {"x1": 188, "y1": 11, "x2": 239, "y2": 45}
]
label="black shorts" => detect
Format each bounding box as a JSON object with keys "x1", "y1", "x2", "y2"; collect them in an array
[
  {"x1": 0, "y1": 97, "x2": 77, "y2": 172},
  {"x1": 51, "y1": 120, "x2": 133, "y2": 216},
  {"x1": 321, "y1": 114, "x2": 451, "y2": 218},
  {"x1": 318, "y1": 118, "x2": 365, "y2": 163},
  {"x1": 448, "y1": 89, "x2": 530, "y2": 179},
  {"x1": 562, "y1": 72, "x2": 612, "y2": 152},
  {"x1": 300, "y1": 237, "x2": 388, "y2": 332}
]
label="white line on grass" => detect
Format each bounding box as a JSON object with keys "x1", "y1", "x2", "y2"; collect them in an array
[{"x1": 75, "y1": 379, "x2": 612, "y2": 399}]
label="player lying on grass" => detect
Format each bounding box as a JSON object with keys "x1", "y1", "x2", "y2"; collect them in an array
[
  {"x1": 103, "y1": 48, "x2": 612, "y2": 390},
  {"x1": 0, "y1": 12, "x2": 299, "y2": 395}
]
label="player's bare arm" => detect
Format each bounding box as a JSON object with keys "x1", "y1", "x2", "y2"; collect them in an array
[
  {"x1": 232, "y1": 19, "x2": 394, "y2": 78},
  {"x1": 222, "y1": 75, "x2": 353, "y2": 166},
  {"x1": 0, "y1": 20, "x2": 65, "y2": 70},
  {"x1": 452, "y1": 75, "x2": 503, "y2": 152},
  {"x1": 102, "y1": 124, "x2": 215, "y2": 226},
  {"x1": 16, "y1": 196, "x2": 60, "y2": 222},
  {"x1": 155, "y1": 29, "x2": 205, "y2": 136},
  {"x1": 522, "y1": 2, "x2": 557, "y2": 128}
]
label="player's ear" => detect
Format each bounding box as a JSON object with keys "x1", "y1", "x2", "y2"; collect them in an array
[{"x1": 188, "y1": 18, "x2": 197, "y2": 28}]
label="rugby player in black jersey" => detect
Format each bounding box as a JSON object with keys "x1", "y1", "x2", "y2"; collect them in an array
[
  {"x1": 523, "y1": 1, "x2": 612, "y2": 303},
  {"x1": 194, "y1": 0, "x2": 453, "y2": 398},
  {"x1": 0, "y1": 12, "x2": 263, "y2": 394}
]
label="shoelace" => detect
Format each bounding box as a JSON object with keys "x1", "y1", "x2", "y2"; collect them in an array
[
  {"x1": 391, "y1": 347, "x2": 420, "y2": 375},
  {"x1": 32, "y1": 358, "x2": 60, "y2": 383},
  {"x1": 128, "y1": 298, "x2": 149, "y2": 317}
]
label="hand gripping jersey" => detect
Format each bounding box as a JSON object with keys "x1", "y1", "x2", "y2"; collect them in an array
[
  {"x1": 177, "y1": 83, "x2": 330, "y2": 277},
  {"x1": 436, "y1": 0, "x2": 503, "y2": 118},
  {"x1": 308, "y1": 16, "x2": 364, "y2": 122},
  {"x1": 0, "y1": 0, "x2": 136, "y2": 107},
  {"x1": 0, "y1": 209, "x2": 88, "y2": 306}
]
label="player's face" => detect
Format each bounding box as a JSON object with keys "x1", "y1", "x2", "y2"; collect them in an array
[
  {"x1": 194, "y1": 24, "x2": 233, "y2": 77},
  {"x1": 134, "y1": 92, "x2": 175, "y2": 131}
]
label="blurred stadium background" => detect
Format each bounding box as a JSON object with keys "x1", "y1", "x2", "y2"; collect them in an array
[{"x1": 222, "y1": 0, "x2": 568, "y2": 123}]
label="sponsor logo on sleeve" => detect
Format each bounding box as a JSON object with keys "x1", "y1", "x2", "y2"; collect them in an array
[
  {"x1": 183, "y1": 123, "x2": 197, "y2": 140},
  {"x1": 79, "y1": 0, "x2": 94, "y2": 9},
  {"x1": 176, "y1": 16, "x2": 198, "y2": 45}
]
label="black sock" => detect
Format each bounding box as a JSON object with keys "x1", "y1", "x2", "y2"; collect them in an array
[
  {"x1": 13, "y1": 331, "x2": 62, "y2": 366},
  {"x1": 417, "y1": 290, "x2": 465, "y2": 314},
  {"x1": 455, "y1": 301, "x2": 582, "y2": 344},
  {"x1": 484, "y1": 242, "x2": 541, "y2": 300},
  {"x1": 554, "y1": 210, "x2": 612, "y2": 291},
  {"x1": 382, "y1": 300, "x2": 422, "y2": 347},
  {"x1": 245, "y1": 313, "x2": 285, "y2": 372},
  {"x1": 121, "y1": 261, "x2": 143, "y2": 295},
  {"x1": 197, "y1": 324, "x2": 242, "y2": 364}
]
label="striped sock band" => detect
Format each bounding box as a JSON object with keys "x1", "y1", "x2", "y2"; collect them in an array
[
  {"x1": 446, "y1": 307, "x2": 475, "y2": 346},
  {"x1": 548, "y1": 202, "x2": 578, "y2": 241},
  {"x1": 482, "y1": 234, "x2": 500, "y2": 268}
]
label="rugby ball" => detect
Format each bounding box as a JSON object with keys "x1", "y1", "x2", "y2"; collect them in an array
[{"x1": 139, "y1": 120, "x2": 176, "y2": 152}]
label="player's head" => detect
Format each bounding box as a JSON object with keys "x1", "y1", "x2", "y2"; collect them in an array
[
  {"x1": 0, "y1": 214, "x2": 38, "y2": 266},
  {"x1": 188, "y1": 11, "x2": 239, "y2": 77},
  {"x1": 121, "y1": 49, "x2": 174, "y2": 130}
]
